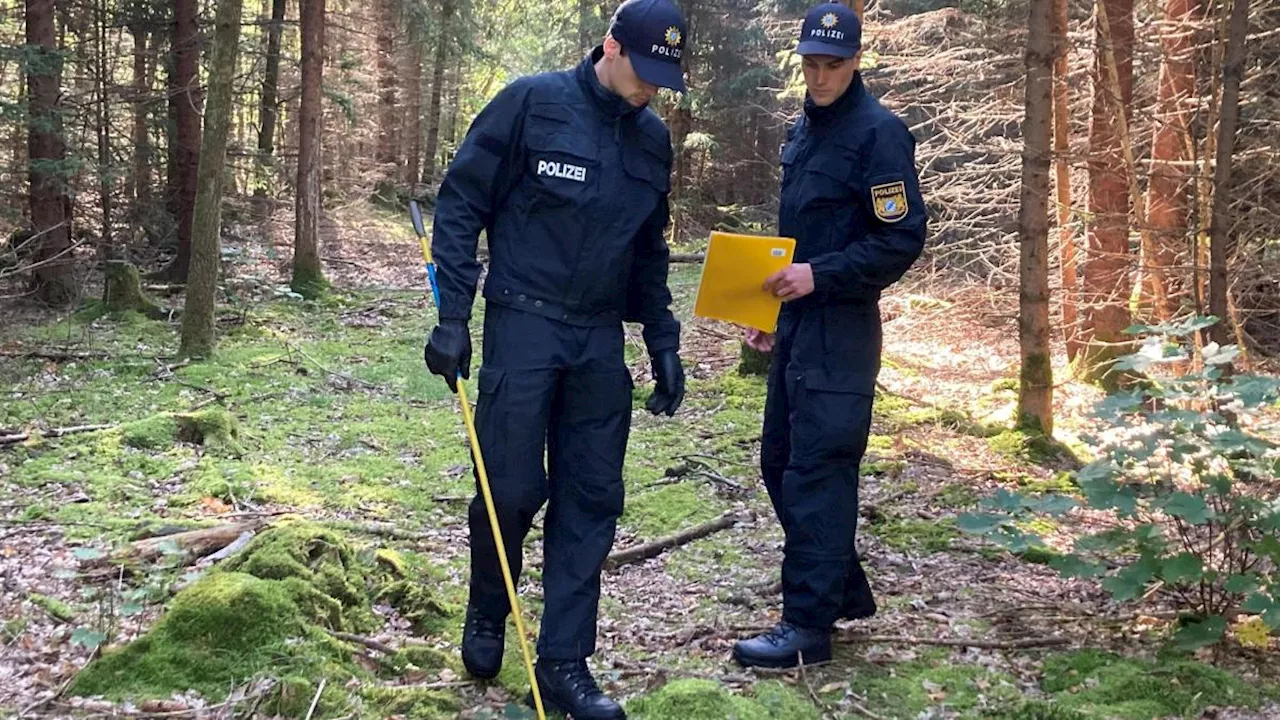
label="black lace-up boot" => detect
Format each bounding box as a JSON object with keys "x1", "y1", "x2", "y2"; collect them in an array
[
  {"x1": 527, "y1": 659, "x2": 625, "y2": 719},
  {"x1": 461, "y1": 606, "x2": 505, "y2": 679},
  {"x1": 732, "y1": 621, "x2": 832, "y2": 669}
]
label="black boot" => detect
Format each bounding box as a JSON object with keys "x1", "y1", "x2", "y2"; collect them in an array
[
  {"x1": 461, "y1": 606, "x2": 505, "y2": 679},
  {"x1": 732, "y1": 621, "x2": 832, "y2": 669},
  {"x1": 526, "y1": 659, "x2": 626, "y2": 720}
]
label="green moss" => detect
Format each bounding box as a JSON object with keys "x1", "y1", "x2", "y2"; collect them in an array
[
  {"x1": 290, "y1": 265, "x2": 330, "y2": 300},
  {"x1": 622, "y1": 483, "x2": 719, "y2": 538},
  {"x1": 375, "y1": 548, "x2": 408, "y2": 577},
  {"x1": 375, "y1": 579, "x2": 456, "y2": 636},
  {"x1": 220, "y1": 518, "x2": 375, "y2": 632},
  {"x1": 29, "y1": 593, "x2": 75, "y2": 622},
  {"x1": 856, "y1": 654, "x2": 1023, "y2": 717},
  {"x1": 118, "y1": 409, "x2": 242, "y2": 454},
  {"x1": 987, "y1": 429, "x2": 1075, "y2": 466},
  {"x1": 935, "y1": 484, "x2": 979, "y2": 508},
  {"x1": 1040, "y1": 650, "x2": 1266, "y2": 719},
  {"x1": 360, "y1": 684, "x2": 459, "y2": 720},
  {"x1": 995, "y1": 701, "x2": 1091, "y2": 719},
  {"x1": 871, "y1": 517, "x2": 959, "y2": 553},
  {"x1": 626, "y1": 679, "x2": 819, "y2": 720},
  {"x1": 1016, "y1": 546, "x2": 1061, "y2": 566},
  {"x1": 68, "y1": 572, "x2": 308, "y2": 700}
]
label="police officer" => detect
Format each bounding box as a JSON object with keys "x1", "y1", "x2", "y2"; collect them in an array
[
  {"x1": 732, "y1": 1, "x2": 927, "y2": 669},
  {"x1": 422, "y1": 1, "x2": 689, "y2": 716}
]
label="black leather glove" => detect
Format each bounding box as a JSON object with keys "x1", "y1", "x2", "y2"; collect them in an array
[
  {"x1": 646, "y1": 350, "x2": 685, "y2": 417},
  {"x1": 424, "y1": 321, "x2": 471, "y2": 393}
]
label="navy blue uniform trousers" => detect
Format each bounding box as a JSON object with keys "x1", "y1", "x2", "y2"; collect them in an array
[
  {"x1": 467, "y1": 303, "x2": 632, "y2": 660},
  {"x1": 761, "y1": 305, "x2": 878, "y2": 630}
]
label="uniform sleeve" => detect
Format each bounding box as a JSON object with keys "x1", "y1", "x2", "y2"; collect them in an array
[
  {"x1": 431, "y1": 81, "x2": 530, "y2": 324},
  {"x1": 624, "y1": 177, "x2": 681, "y2": 356},
  {"x1": 807, "y1": 118, "x2": 927, "y2": 303}
]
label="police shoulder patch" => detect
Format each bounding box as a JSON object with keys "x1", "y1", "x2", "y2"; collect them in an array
[{"x1": 870, "y1": 181, "x2": 909, "y2": 223}]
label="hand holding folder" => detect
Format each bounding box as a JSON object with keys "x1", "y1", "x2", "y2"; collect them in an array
[{"x1": 692, "y1": 231, "x2": 797, "y2": 333}]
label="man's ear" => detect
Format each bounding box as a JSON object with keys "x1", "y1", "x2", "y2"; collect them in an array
[{"x1": 603, "y1": 33, "x2": 623, "y2": 59}]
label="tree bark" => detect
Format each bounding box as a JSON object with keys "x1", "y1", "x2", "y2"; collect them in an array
[
  {"x1": 1018, "y1": 0, "x2": 1055, "y2": 434},
  {"x1": 405, "y1": 23, "x2": 423, "y2": 188},
  {"x1": 1207, "y1": 0, "x2": 1249, "y2": 347},
  {"x1": 179, "y1": 0, "x2": 243, "y2": 358},
  {"x1": 255, "y1": 0, "x2": 286, "y2": 199},
  {"x1": 1052, "y1": 0, "x2": 1079, "y2": 360},
  {"x1": 1080, "y1": 0, "x2": 1135, "y2": 381},
  {"x1": 130, "y1": 25, "x2": 153, "y2": 215},
  {"x1": 376, "y1": 0, "x2": 399, "y2": 172},
  {"x1": 25, "y1": 0, "x2": 76, "y2": 306},
  {"x1": 422, "y1": 0, "x2": 454, "y2": 185},
  {"x1": 159, "y1": 0, "x2": 202, "y2": 282},
  {"x1": 292, "y1": 0, "x2": 327, "y2": 298},
  {"x1": 96, "y1": 0, "x2": 115, "y2": 263},
  {"x1": 1142, "y1": 0, "x2": 1201, "y2": 322}
]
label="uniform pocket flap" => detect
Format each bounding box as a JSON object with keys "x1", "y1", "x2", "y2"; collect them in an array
[
  {"x1": 808, "y1": 154, "x2": 854, "y2": 185},
  {"x1": 526, "y1": 118, "x2": 599, "y2": 164},
  {"x1": 622, "y1": 149, "x2": 670, "y2": 192},
  {"x1": 802, "y1": 369, "x2": 875, "y2": 395}
]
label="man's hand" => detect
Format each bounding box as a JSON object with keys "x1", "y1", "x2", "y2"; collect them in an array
[
  {"x1": 763, "y1": 263, "x2": 815, "y2": 302},
  {"x1": 744, "y1": 327, "x2": 775, "y2": 353},
  {"x1": 424, "y1": 321, "x2": 472, "y2": 393},
  {"x1": 646, "y1": 350, "x2": 685, "y2": 417}
]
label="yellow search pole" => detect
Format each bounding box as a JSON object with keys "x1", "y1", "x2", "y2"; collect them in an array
[{"x1": 409, "y1": 200, "x2": 545, "y2": 720}]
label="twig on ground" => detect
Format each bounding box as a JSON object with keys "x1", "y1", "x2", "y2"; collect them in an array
[
  {"x1": 610, "y1": 658, "x2": 752, "y2": 684},
  {"x1": 304, "y1": 678, "x2": 327, "y2": 720},
  {"x1": 605, "y1": 511, "x2": 744, "y2": 570},
  {"x1": 330, "y1": 631, "x2": 397, "y2": 655},
  {"x1": 1, "y1": 423, "x2": 116, "y2": 447}
]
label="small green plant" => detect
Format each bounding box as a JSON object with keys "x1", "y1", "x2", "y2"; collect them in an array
[{"x1": 959, "y1": 317, "x2": 1280, "y2": 650}]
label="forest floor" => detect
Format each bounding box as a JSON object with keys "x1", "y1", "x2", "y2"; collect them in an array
[{"x1": 1, "y1": 203, "x2": 1279, "y2": 719}]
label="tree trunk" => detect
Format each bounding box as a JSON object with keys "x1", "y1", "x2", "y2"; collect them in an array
[
  {"x1": 130, "y1": 25, "x2": 153, "y2": 216},
  {"x1": 422, "y1": 0, "x2": 453, "y2": 185},
  {"x1": 255, "y1": 0, "x2": 286, "y2": 199},
  {"x1": 292, "y1": 0, "x2": 327, "y2": 298},
  {"x1": 579, "y1": 0, "x2": 594, "y2": 53},
  {"x1": 405, "y1": 23, "x2": 423, "y2": 188},
  {"x1": 1018, "y1": 0, "x2": 1055, "y2": 434},
  {"x1": 179, "y1": 0, "x2": 243, "y2": 358},
  {"x1": 159, "y1": 0, "x2": 202, "y2": 282},
  {"x1": 667, "y1": 104, "x2": 692, "y2": 244},
  {"x1": 376, "y1": 0, "x2": 399, "y2": 172},
  {"x1": 1141, "y1": 0, "x2": 1200, "y2": 323},
  {"x1": 1052, "y1": 0, "x2": 1079, "y2": 360},
  {"x1": 94, "y1": 0, "x2": 115, "y2": 265},
  {"x1": 1207, "y1": 0, "x2": 1249, "y2": 348},
  {"x1": 1080, "y1": 0, "x2": 1135, "y2": 381},
  {"x1": 25, "y1": 0, "x2": 76, "y2": 306}
]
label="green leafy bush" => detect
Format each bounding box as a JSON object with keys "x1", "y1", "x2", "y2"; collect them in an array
[{"x1": 959, "y1": 317, "x2": 1280, "y2": 650}]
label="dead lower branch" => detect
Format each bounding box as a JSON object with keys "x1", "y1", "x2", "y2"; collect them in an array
[{"x1": 605, "y1": 511, "x2": 745, "y2": 570}]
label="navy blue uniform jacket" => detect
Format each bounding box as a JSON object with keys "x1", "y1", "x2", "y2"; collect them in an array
[
  {"x1": 430, "y1": 52, "x2": 680, "y2": 355},
  {"x1": 777, "y1": 73, "x2": 927, "y2": 393}
]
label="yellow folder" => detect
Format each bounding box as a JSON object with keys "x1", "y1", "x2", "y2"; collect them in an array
[{"x1": 692, "y1": 231, "x2": 797, "y2": 333}]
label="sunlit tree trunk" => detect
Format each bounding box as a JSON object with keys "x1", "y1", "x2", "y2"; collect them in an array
[
  {"x1": 158, "y1": 0, "x2": 202, "y2": 282},
  {"x1": 405, "y1": 24, "x2": 423, "y2": 188},
  {"x1": 1080, "y1": 0, "x2": 1135, "y2": 381},
  {"x1": 180, "y1": 0, "x2": 243, "y2": 358},
  {"x1": 422, "y1": 0, "x2": 453, "y2": 184},
  {"x1": 1052, "y1": 0, "x2": 1079, "y2": 360},
  {"x1": 1019, "y1": 0, "x2": 1055, "y2": 433},
  {"x1": 376, "y1": 0, "x2": 399, "y2": 172},
  {"x1": 1207, "y1": 0, "x2": 1249, "y2": 347},
  {"x1": 292, "y1": 0, "x2": 327, "y2": 298},
  {"x1": 255, "y1": 0, "x2": 286, "y2": 199},
  {"x1": 129, "y1": 24, "x2": 153, "y2": 215}
]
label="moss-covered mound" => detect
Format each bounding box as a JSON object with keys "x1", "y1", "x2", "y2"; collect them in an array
[
  {"x1": 120, "y1": 408, "x2": 244, "y2": 455},
  {"x1": 68, "y1": 520, "x2": 457, "y2": 717},
  {"x1": 625, "y1": 679, "x2": 820, "y2": 720}
]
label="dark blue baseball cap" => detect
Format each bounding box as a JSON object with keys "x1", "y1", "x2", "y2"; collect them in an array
[
  {"x1": 609, "y1": 0, "x2": 688, "y2": 92},
  {"x1": 796, "y1": 2, "x2": 862, "y2": 58}
]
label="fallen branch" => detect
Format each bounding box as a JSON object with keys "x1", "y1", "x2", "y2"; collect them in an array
[
  {"x1": 605, "y1": 511, "x2": 743, "y2": 570},
  {"x1": 0, "y1": 348, "x2": 113, "y2": 362},
  {"x1": 839, "y1": 632, "x2": 1069, "y2": 650},
  {"x1": 610, "y1": 658, "x2": 752, "y2": 684},
  {"x1": 110, "y1": 520, "x2": 270, "y2": 567},
  {"x1": 0, "y1": 424, "x2": 117, "y2": 447},
  {"x1": 304, "y1": 678, "x2": 326, "y2": 720},
  {"x1": 330, "y1": 631, "x2": 397, "y2": 655}
]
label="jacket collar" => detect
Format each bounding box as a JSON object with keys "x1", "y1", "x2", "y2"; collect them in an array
[
  {"x1": 578, "y1": 47, "x2": 646, "y2": 121},
  {"x1": 804, "y1": 71, "x2": 864, "y2": 127}
]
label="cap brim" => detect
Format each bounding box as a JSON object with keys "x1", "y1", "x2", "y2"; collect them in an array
[
  {"x1": 796, "y1": 40, "x2": 857, "y2": 58},
  {"x1": 630, "y1": 53, "x2": 686, "y2": 92}
]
